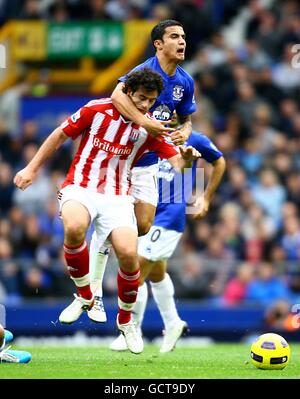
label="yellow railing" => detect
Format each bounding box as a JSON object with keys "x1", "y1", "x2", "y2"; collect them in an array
[
  {"x1": 0, "y1": 22, "x2": 19, "y2": 93},
  {"x1": 0, "y1": 20, "x2": 156, "y2": 94}
]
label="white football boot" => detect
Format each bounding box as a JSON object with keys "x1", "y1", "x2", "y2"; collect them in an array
[
  {"x1": 87, "y1": 296, "x2": 107, "y2": 323},
  {"x1": 59, "y1": 294, "x2": 94, "y2": 324},
  {"x1": 160, "y1": 320, "x2": 189, "y2": 353},
  {"x1": 109, "y1": 334, "x2": 128, "y2": 351},
  {"x1": 116, "y1": 316, "x2": 144, "y2": 354}
]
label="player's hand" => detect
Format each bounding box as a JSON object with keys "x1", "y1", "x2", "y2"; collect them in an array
[
  {"x1": 13, "y1": 167, "x2": 37, "y2": 190},
  {"x1": 170, "y1": 129, "x2": 189, "y2": 145},
  {"x1": 142, "y1": 118, "x2": 175, "y2": 139},
  {"x1": 192, "y1": 197, "x2": 210, "y2": 220},
  {"x1": 179, "y1": 145, "x2": 201, "y2": 161}
]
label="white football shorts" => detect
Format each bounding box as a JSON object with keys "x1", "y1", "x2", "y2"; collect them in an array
[
  {"x1": 138, "y1": 225, "x2": 182, "y2": 261},
  {"x1": 129, "y1": 164, "x2": 159, "y2": 207},
  {"x1": 58, "y1": 185, "x2": 137, "y2": 247}
]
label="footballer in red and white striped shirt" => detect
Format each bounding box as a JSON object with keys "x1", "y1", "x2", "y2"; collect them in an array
[
  {"x1": 60, "y1": 98, "x2": 179, "y2": 195},
  {"x1": 13, "y1": 68, "x2": 200, "y2": 354}
]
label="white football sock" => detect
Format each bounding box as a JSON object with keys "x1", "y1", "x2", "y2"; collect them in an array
[
  {"x1": 132, "y1": 282, "x2": 148, "y2": 329},
  {"x1": 89, "y1": 234, "x2": 110, "y2": 297},
  {"x1": 150, "y1": 273, "x2": 181, "y2": 331}
]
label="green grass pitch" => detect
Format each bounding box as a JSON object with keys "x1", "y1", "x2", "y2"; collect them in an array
[{"x1": 0, "y1": 343, "x2": 299, "y2": 379}]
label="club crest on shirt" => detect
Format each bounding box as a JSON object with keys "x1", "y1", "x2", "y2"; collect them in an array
[
  {"x1": 129, "y1": 128, "x2": 140, "y2": 142},
  {"x1": 173, "y1": 85, "x2": 184, "y2": 100}
]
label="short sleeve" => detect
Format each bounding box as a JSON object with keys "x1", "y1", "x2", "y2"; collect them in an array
[{"x1": 60, "y1": 106, "x2": 96, "y2": 140}]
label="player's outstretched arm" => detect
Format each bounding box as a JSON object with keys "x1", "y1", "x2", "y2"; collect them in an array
[
  {"x1": 111, "y1": 82, "x2": 174, "y2": 138},
  {"x1": 169, "y1": 114, "x2": 192, "y2": 145},
  {"x1": 168, "y1": 145, "x2": 201, "y2": 172},
  {"x1": 193, "y1": 156, "x2": 226, "y2": 220},
  {"x1": 14, "y1": 127, "x2": 68, "y2": 191}
]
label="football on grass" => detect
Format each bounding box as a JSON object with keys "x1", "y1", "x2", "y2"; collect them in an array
[{"x1": 250, "y1": 332, "x2": 290, "y2": 370}]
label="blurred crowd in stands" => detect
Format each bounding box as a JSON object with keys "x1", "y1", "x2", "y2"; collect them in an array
[{"x1": 0, "y1": 0, "x2": 300, "y2": 331}]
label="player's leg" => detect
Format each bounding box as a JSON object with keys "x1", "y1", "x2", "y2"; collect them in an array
[
  {"x1": 110, "y1": 226, "x2": 180, "y2": 352},
  {"x1": 134, "y1": 201, "x2": 156, "y2": 236},
  {"x1": 148, "y1": 261, "x2": 188, "y2": 353},
  {"x1": 88, "y1": 165, "x2": 158, "y2": 321},
  {"x1": 139, "y1": 226, "x2": 187, "y2": 352},
  {"x1": 59, "y1": 198, "x2": 94, "y2": 323},
  {"x1": 0, "y1": 326, "x2": 13, "y2": 351},
  {"x1": 87, "y1": 232, "x2": 108, "y2": 322},
  {"x1": 109, "y1": 257, "x2": 151, "y2": 351},
  {"x1": 110, "y1": 227, "x2": 144, "y2": 354},
  {"x1": 0, "y1": 324, "x2": 32, "y2": 363}
]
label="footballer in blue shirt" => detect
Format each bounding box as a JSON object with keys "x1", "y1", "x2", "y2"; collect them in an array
[{"x1": 86, "y1": 19, "x2": 197, "y2": 323}]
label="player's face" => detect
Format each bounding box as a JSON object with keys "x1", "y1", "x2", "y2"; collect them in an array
[
  {"x1": 128, "y1": 87, "x2": 158, "y2": 114},
  {"x1": 155, "y1": 26, "x2": 186, "y2": 62}
]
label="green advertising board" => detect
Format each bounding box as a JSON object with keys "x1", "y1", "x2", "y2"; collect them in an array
[{"x1": 47, "y1": 22, "x2": 124, "y2": 59}]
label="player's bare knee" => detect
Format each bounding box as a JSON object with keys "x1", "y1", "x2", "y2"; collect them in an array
[
  {"x1": 64, "y1": 220, "x2": 87, "y2": 243},
  {"x1": 118, "y1": 250, "x2": 138, "y2": 270}
]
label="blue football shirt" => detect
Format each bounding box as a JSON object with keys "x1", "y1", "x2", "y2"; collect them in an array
[
  {"x1": 154, "y1": 131, "x2": 223, "y2": 232},
  {"x1": 119, "y1": 56, "x2": 196, "y2": 166}
]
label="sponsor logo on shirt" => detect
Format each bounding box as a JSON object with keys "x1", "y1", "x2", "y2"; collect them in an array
[
  {"x1": 152, "y1": 104, "x2": 172, "y2": 121},
  {"x1": 93, "y1": 137, "x2": 133, "y2": 156}
]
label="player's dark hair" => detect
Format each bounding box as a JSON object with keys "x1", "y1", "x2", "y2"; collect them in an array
[
  {"x1": 123, "y1": 68, "x2": 164, "y2": 95},
  {"x1": 151, "y1": 19, "x2": 183, "y2": 45}
]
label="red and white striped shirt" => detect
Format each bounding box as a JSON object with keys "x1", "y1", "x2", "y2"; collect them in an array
[{"x1": 60, "y1": 99, "x2": 179, "y2": 195}]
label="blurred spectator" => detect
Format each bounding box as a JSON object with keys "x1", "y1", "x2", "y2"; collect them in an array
[
  {"x1": 286, "y1": 173, "x2": 300, "y2": 209},
  {"x1": 237, "y1": 137, "x2": 264, "y2": 175},
  {"x1": 223, "y1": 262, "x2": 255, "y2": 306},
  {"x1": 245, "y1": 262, "x2": 292, "y2": 305},
  {"x1": 172, "y1": 0, "x2": 213, "y2": 58},
  {"x1": 251, "y1": 168, "x2": 286, "y2": 225},
  {"x1": 264, "y1": 299, "x2": 299, "y2": 332},
  {"x1": 20, "y1": 266, "x2": 54, "y2": 298},
  {"x1": 0, "y1": 162, "x2": 15, "y2": 215},
  {"x1": 0, "y1": 261, "x2": 22, "y2": 303},
  {"x1": 38, "y1": 198, "x2": 64, "y2": 258},
  {"x1": 277, "y1": 97, "x2": 298, "y2": 137},
  {"x1": 241, "y1": 204, "x2": 276, "y2": 262},
  {"x1": 170, "y1": 252, "x2": 216, "y2": 299},
  {"x1": 47, "y1": 0, "x2": 71, "y2": 22},
  {"x1": 234, "y1": 81, "x2": 267, "y2": 132},
  {"x1": 84, "y1": 0, "x2": 113, "y2": 20},
  {"x1": 279, "y1": 215, "x2": 300, "y2": 260},
  {"x1": 252, "y1": 10, "x2": 282, "y2": 60},
  {"x1": 217, "y1": 202, "x2": 245, "y2": 259},
  {"x1": 254, "y1": 66, "x2": 284, "y2": 109},
  {"x1": 0, "y1": 80, "x2": 32, "y2": 134},
  {"x1": 272, "y1": 43, "x2": 300, "y2": 95},
  {"x1": 149, "y1": 2, "x2": 172, "y2": 21},
  {"x1": 220, "y1": 165, "x2": 250, "y2": 201},
  {"x1": 240, "y1": 39, "x2": 271, "y2": 71},
  {"x1": 201, "y1": 31, "x2": 228, "y2": 67},
  {"x1": 18, "y1": 0, "x2": 44, "y2": 19}
]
